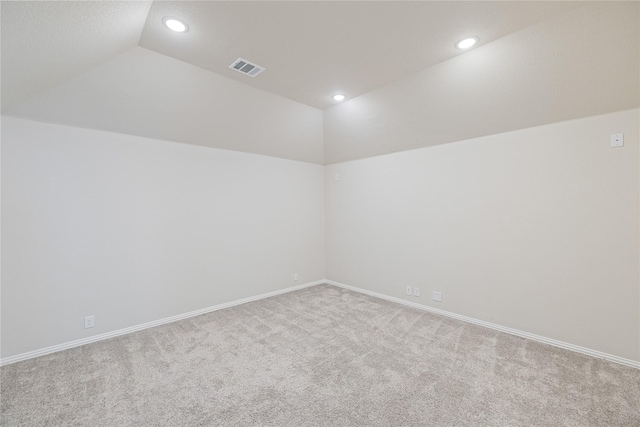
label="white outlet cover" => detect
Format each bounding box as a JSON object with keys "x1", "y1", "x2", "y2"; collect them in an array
[
  {"x1": 84, "y1": 315, "x2": 95, "y2": 328},
  {"x1": 405, "y1": 286, "x2": 412, "y2": 295},
  {"x1": 413, "y1": 287, "x2": 420, "y2": 297},
  {"x1": 293, "y1": 273, "x2": 299, "y2": 281},
  {"x1": 432, "y1": 291, "x2": 442, "y2": 302},
  {"x1": 611, "y1": 133, "x2": 624, "y2": 148},
  {"x1": 334, "y1": 173, "x2": 340, "y2": 181}
]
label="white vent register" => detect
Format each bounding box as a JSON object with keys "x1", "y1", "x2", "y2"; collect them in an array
[{"x1": 229, "y1": 58, "x2": 265, "y2": 77}]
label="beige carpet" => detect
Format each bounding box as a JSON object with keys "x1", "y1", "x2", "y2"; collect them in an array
[{"x1": 2, "y1": 284, "x2": 639, "y2": 426}]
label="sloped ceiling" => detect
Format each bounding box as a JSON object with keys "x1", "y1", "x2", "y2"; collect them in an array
[
  {"x1": 2, "y1": 1, "x2": 638, "y2": 165},
  {"x1": 137, "y1": 1, "x2": 581, "y2": 110},
  {"x1": 324, "y1": 1, "x2": 640, "y2": 163},
  {"x1": 7, "y1": 47, "x2": 324, "y2": 164},
  {"x1": 1, "y1": 1, "x2": 152, "y2": 112}
]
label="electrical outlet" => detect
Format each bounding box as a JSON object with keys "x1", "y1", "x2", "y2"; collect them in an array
[
  {"x1": 84, "y1": 315, "x2": 95, "y2": 329},
  {"x1": 432, "y1": 291, "x2": 442, "y2": 302},
  {"x1": 405, "y1": 286, "x2": 412, "y2": 295},
  {"x1": 413, "y1": 287, "x2": 420, "y2": 297},
  {"x1": 293, "y1": 273, "x2": 299, "y2": 281},
  {"x1": 334, "y1": 173, "x2": 340, "y2": 181}
]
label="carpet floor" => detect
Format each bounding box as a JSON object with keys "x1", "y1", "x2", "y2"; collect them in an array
[{"x1": 2, "y1": 284, "x2": 639, "y2": 426}]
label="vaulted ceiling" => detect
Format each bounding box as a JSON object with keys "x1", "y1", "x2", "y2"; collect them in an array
[
  {"x1": 2, "y1": 1, "x2": 638, "y2": 164},
  {"x1": 137, "y1": 1, "x2": 581, "y2": 110}
]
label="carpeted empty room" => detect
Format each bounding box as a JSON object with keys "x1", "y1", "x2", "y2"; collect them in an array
[
  {"x1": 3, "y1": 285, "x2": 640, "y2": 426},
  {"x1": 2, "y1": 1, "x2": 640, "y2": 426}
]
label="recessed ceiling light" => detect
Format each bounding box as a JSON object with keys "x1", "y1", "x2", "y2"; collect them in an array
[
  {"x1": 456, "y1": 37, "x2": 478, "y2": 49},
  {"x1": 333, "y1": 94, "x2": 346, "y2": 101},
  {"x1": 163, "y1": 17, "x2": 188, "y2": 33}
]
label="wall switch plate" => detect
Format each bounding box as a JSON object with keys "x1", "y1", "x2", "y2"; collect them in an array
[
  {"x1": 413, "y1": 287, "x2": 420, "y2": 297},
  {"x1": 84, "y1": 315, "x2": 95, "y2": 329},
  {"x1": 405, "y1": 286, "x2": 412, "y2": 295},
  {"x1": 293, "y1": 273, "x2": 299, "y2": 281},
  {"x1": 432, "y1": 291, "x2": 442, "y2": 302},
  {"x1": 611, "y1": 133, "x2": 624, "y2": 148}
]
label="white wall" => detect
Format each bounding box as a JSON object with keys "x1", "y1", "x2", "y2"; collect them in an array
[
  {"x1": 325, "y1": 109, "x2": 640, "y2": 362},
  {"x1": 3, "y1": 110, "x2": 639, "y2": 363},
  {"x1": 1, "y1": 116, "x2": 325, "y2": 359}
]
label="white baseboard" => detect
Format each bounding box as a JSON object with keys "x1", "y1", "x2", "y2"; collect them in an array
[
  {"x1": 4, "y1": 279, "x2": 639, "y2": 370},
  {"x1": 325, "y1": 280, "x2": 640, "y2": 370},
  {"x1": 0, "y1": 280, "x2": 324, "y2": 366}
]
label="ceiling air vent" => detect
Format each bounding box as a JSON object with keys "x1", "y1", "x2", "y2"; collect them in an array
[{"x1": 229, "y1": 58, "x2": 265, "y2": 77}]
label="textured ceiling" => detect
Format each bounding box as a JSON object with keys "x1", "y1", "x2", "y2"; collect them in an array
[
  {"x1": 7, "y1": 47, "x2": 324, "y2": 164},
  {"x1": 0, "y1": 1, "x2": 152, "y2": 112},
  {"x1": 138, "y1": 1, "x2": 581, "y2": 110},
  {"x1": 1, "y1": 1, "x2": 581, "y2": 113},
  {"x1": 324, "y1": 1, "x2": 640, "y2": 163},
  {"x1": 2, "y1": 1, "x2": 638, "y2": 164}
]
